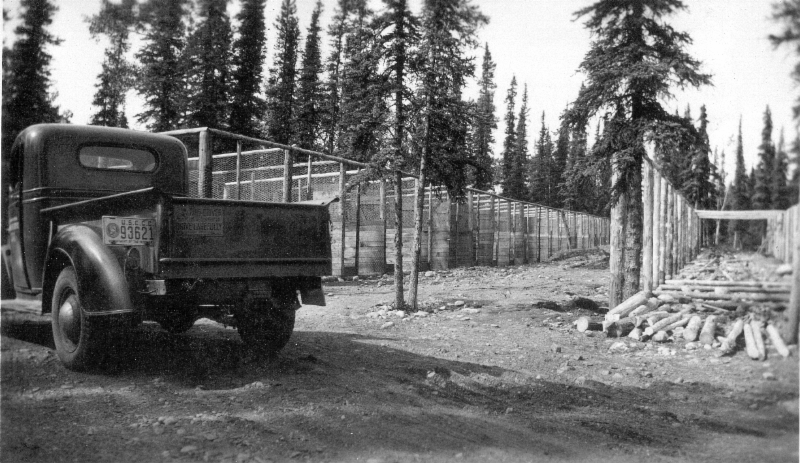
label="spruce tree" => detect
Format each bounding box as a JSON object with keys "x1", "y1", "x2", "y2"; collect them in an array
[
  {"x1": 2, "y1": 0, "x2": 65, "y2": 154},
  {"x1": 567, "y1": 0, "x2": 710, "y2": 303},
  {"x1": 136, "y1": 0, "x2": 188, "y2": 131},
  {"x1": 773, "y1": 128, "x2": 790, "y2": 210},
  {"x1": 266, "y1": 0, "x2": 301, "y2": 145},
  {"x1": 295, "y1": 1, "x2": 324, "y2": 151},
  {"x1": 552, "y1": 110, "x2": 571, "y2": 205},
  {"x1": 529, "y1": 113, "x2": 554, "y2": 206},
  {"x1": 376, "y1": 0, "x2": 419, "y2": 310},
  {"x1": 408, "y1": 0, "x2": 486, "y2": 309},
  {"x1": 336, "y1": 4, "x2": 387, "y2": 162},
  {"x1": 728, "y1": 119, "x2": 750, "y2": 242},
  {"x1": 789, "y1": 136, "x2": 800, "y2": 205},
  {"x1": 87, "y1": 0, "x2": 137, "y2": 128},
  {"x1": 560, "y1": 116, "x2": 592, "y2": 212},
  {"x1": 685, "y1": 105, "x2": 713, "y2": 209},
  {"x1": 509, "y1": 84, "x2": 530, "y2": 200},
  {"x1": 472, "y1": 43, "x2": 497, "y2": 190},
  {"x1": 770, "y1": 0, "x2": 800, "y2": 119},
  {"x1": 500, "y1": 76, "x2": 517, "y2": 196},
  {"x1": 753, "y1": 106, "x2": 776, "y2": 210},
  {"x1": 184, "y1": 0, "x2": 231, "y2": 129},
  {"x1": 229, "y1": 0, "x2": 267, "y2": 138},
  {"x1": 321, "y1": 0, "x2": 364, "y2": 154}
]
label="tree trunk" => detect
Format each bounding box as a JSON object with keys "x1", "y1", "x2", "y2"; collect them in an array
[
  {"x1": 393, "y1": 171, "x2": 404, "y2": 309},
  {"x1": 408, "y1": 157, "x2": 427, "y2": 311}
]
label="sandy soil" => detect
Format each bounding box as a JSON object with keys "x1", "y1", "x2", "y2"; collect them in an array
[{"x1": 2, "y1": 250, "x2": 798, "y2": 463}]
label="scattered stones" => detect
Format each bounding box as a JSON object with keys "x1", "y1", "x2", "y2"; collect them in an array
[
  {"x1": 425, "y1": 271, "x2": 436, "y2": 278},
  {"x1": 461, "y1": 308, "x2": 480, "y2": 314},
  {"x1": 609, "y1": 342, "x2": 628, "y2": 352},
  {"x1": 453, "y1": 300, "x2": 466, "y2": 307},
  {"x1": 180, "y1": 445, "x2": 198, "y2": 453},
  {"x1": 380, "y1": 322, "x2": 395, "y2": 330},
  {"x1": 762, "y1": 372, "x2": 777, "y2": 381},
  {"x1": 551, "y1": 344, "x2": 562, "y2": 353}
]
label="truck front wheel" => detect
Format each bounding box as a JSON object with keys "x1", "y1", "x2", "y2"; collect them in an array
[
  {"x1": 236, "y1": 298, "x2": 296, "y2": 355},
  {"x1": 51, "y1": 267, "x2": 111, "y2": 370}
]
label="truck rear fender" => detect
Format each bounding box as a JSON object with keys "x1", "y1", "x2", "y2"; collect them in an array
[{"x1": 42, "y1": 224, "x2": 135, "y2": 316}]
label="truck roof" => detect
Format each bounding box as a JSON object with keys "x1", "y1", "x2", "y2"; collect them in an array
[{"x1": 11, "y1": 124, "x2": 188, "y2": 195}]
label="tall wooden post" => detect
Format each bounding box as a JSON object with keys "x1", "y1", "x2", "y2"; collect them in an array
[
  {"x1": 339, "y1": 163, "x2": 347, "y2": 276},
  {"x1": 657, "y1": 174, "x2": 668, "y2": 285},
  {"x1": 642, "y1": 160, "x2": 654, "y2": 292},
  {"x1": 354, "y1": 183, "x2": 361, "y2": 275},
  {"x1": 198, "y1": 129, "x2": 213, "y2": 198},
  {"x1": 379, "y1": 179, "x2": 387, "y2": 273},
  {"x1": 609, "y1": 165, "x2": 626, "y2": 308},
  {"x1": 283, "y1": 148, "x2": 293, "y2": 203},
  {"x1": 426, "y1": 187, "x2": 433, "y2": 267},
  {"x1": 235, "y1": 141, "x2": 242, "y2": 200},
  {"x1": 306, "y1": 154, "x2": 313, "y2": 200},
  {"x1": 786, "y1": 193, "x2": 800, "y2": 343},
  {"x1": 651, "y1": 168, "x2": 661, "y2": 285}
]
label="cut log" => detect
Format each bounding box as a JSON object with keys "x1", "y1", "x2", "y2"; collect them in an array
[
  {"x1": 644, "y1": 313, "x2": 684, "y2": 336},
  {"x1": 576, "y1": 316, "x2": 602, "y2": 333},
  {"x1": 766, "y1": 323, "x2": 791, "y2": 358},
  {"x1": 654, "y1": 290, "x2": 789, "y2": 303},
  {"x1": 605, "y1": 291, "x2": 650, "y2": 321},
  {"x1": 646, "y1": 312, "x2": 671, "y2": 327},
  {"x1": 663, "y1": 316, "x2": 691, "y2": 332},
  {"x1": 699, "y1": 315, "x2": 718, "y2": 346},
  {"x1": 628, "y1": 327, "x2": 643, "y2": 341},
  {"x1": 723, "y1": 319, "x2": 745, "y2": 348},
  {"x1": 665, "y1": 279, "x2": 791, "y2": 288},
  {"x1": 658, "y1": 284, "x2": 790, "y2": 294},
  {"x1": 743, "y1": 323, "x2": 761, "y2": 360},
  {"x1": 629, "y1": 297, "x2": 660, "y2": 317},
  {"x1": 683, "y1": 315, "x2": 703, "y2": 341},
  {"x1": 750, "y1": 320, "x2": 766, "y2": 360}
]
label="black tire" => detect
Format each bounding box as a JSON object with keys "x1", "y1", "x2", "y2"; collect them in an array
[
  {"x1": 51, "y1": 267, "x2": 110, "y2": 371},
  {"x1": 236, "y1": 298, "x2": 296, "y2": 355},
  {"x1": 1, "y1": 251, "x2": 15, "y2": 300}
]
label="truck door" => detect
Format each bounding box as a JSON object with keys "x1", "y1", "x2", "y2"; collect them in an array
[{"x1": 7, "y1": 144, "x2": 31, "y2": 292}]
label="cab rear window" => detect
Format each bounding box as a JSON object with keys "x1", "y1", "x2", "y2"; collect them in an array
[{"x1": 79, "y1": 145, "x2": 157, "y2": 172}]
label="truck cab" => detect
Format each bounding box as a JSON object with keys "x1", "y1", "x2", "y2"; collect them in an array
[{"x1": 3, "y1": 124, "x2": 331, "y2": 370}]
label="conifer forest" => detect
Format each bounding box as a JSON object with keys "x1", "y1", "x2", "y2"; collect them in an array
[{"x1": 2, "y1": 1, "x2": 800, "y2": 462}]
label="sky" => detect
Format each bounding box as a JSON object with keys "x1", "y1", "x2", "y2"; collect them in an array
[{"x1": 3, "y1": 0, "x2": 796, "y2": 182}]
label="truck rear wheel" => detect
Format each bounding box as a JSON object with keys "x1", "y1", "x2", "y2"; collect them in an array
[
  {"x1": 236, "y1": 298, "x2": 296, "y2": 355},
  {"x1": 51, "y1": 267, "x2": 111, "y2": 371}
]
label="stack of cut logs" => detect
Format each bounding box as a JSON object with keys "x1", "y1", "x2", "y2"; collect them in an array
[{"x1": 576, "y1": 279, "x2": 793, "y2": 359}]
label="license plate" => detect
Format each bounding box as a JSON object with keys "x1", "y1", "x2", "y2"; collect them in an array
[{"x1": 102, "y1": 216, "x2": 155, "y2": 246}]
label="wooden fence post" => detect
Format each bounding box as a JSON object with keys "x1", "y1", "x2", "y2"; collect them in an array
[
  {"x1": 235, "y1": 141, "x2": 242, "y2": 200},
  {"x1": 339, "y1": 163, "x2": 346, "y2": 276},
  {"x1": 198, "y1": 129, "x2": 213, "y2": 198},
  {"x1": 657, "y1": 174, "x2": 668, "y2": 285},
  {"x1": 642, "y1": 160, "x2": 654, "y2": 292},
  {"x1": 380, "y1": 179, "x2": 386, "y2": 273},
  {"x1": 283, "y1": 148, "x2": 293, "y2": 203}
]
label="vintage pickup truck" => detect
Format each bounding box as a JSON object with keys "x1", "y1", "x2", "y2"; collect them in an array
[{"x1": 2, "y1": 124, "x2": 331, "y2": 370}]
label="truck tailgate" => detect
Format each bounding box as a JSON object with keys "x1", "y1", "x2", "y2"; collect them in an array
[{"x1": 160, "y1": 198, "x2": 331, "y2": 278}]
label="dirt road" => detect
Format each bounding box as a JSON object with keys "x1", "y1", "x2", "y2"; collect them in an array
[{"x1": 2, "y1": 252, "x2": 798, "y2": 462}]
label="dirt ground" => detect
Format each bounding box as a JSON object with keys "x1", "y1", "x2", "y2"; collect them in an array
[{"x1": 2, "y1": 250, "x2": 798, "y2": 463}]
